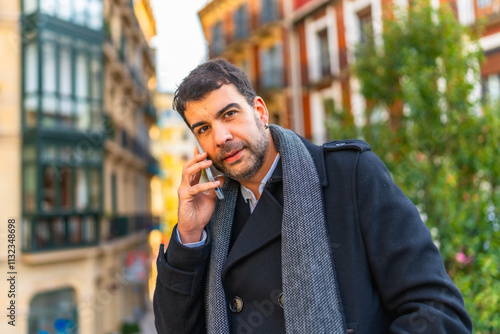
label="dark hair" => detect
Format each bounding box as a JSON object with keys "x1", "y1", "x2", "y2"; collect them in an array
[{"x1": 173, "y1": 58, "x2": 257, "y2": 126}]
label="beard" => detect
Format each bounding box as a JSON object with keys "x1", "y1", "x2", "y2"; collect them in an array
[{"x1": 211, "y1": 122, "x2": 269, "y2": 182}]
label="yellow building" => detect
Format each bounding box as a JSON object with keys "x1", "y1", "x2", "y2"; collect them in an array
[
  {"x1": 152, "y1": 92, "x2": 197, "y2": 241},
  {"x1": 0, "y1": 0, "x2": 158, "y2": 333}
]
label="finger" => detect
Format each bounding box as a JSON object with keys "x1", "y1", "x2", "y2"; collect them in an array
[
  {"x1": 184, "y1": 181, "x2": 221, "y2": 198},
  {"x1": 215, "y1": 175, "x2": 226, "y2": 187},
  {"x1": 182, "y1": 156, "x2": 211, "y2": 180},
  {"x1": 183, "y1": 150, "x2": 207, "y2": 172},
  {"x1": 183, "y1": 160, "x2": 213, "y2": 186}
]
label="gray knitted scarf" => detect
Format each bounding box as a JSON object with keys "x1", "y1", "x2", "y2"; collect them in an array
[{"x1": 206, "y1": 125, "x2": 346, "y2": 333}]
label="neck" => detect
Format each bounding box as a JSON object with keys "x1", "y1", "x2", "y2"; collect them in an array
[{"x1": 239, "y1": 133, "x2": 278, "y2": 200}]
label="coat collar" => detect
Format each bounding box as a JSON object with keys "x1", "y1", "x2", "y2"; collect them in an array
[
  {"x1": 264, "y1": 136, "x2": 328, "y2": 188},
  {"x1": 300, "y1": 136, "x2": 328, "y2": 188}
]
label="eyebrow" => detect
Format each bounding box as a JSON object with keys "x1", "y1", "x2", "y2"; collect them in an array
[{"x1": 190, "y1": 102, "x2": 241, "y2": 132}]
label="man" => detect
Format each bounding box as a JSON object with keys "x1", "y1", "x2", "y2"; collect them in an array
[{"x1": 153, "y1": 59, "x2": 472, "y2": 333}]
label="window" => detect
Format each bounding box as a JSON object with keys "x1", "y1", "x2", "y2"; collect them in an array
[
  {"x1": 477, "y1": 0, "x2": 492, "y2": 9},
  {"x1": 484, "y1": 74, "x2": 500, "y2": 103},
  {"x1": 57, "y1": 0, "x2": 72, "y2": 20},
  {"x1": 358, "y1": 7, "x2": 372, "y2": 45},
  {"x1": 260, "y1": 44, "x2": 284, "y2": 89},
  {"x1": 40, "y1": 0, "x2": 56, "y2": 16},
  {"x1": 88, "y1": 0, "x2": 103, "y2": 30},
  {"x1": 23, "y1": 165, "x2": 37, "y2": 212},
  {"x1": 42, "y1": 165, "x2": 56, "y2": 212},
  {"x1": 234, "y1": 5, "x2": 249, "y2": 40},
  {"x1": 457, "y1": 0, "x2": 475, "y2": 25},
  {"x1": 42, "y1": 164, "x2": 73, "y2": 212},
  {"x1": 75, "y1": 53, "x2": 88, "y2": 96},
  {"x1": 37, "y1": 0, "x2": 103, "y2": 30},
  {"x1": 318, "y1": 29, "x2": 331, "y2": 77},
  {"x1": 24, "y1": 42, "x2": 38, "y2": 93},
  {"x1": 24, "y1": 41, "x2": 39, "y2": 128},
  {"x1": 60, "y1": 167, "x2": 72, "y2": 209},
  {"x1": 29, "y1": 288, "x2": 78, "y2": 334},
  {"x1": 74, "y1": 0, "x2": 86, "y2": 25},
  {"x1": 133, "y1": 48, "x2": 143, "y2": 85},
  {"x1": 35, "y1": 143, "x2": 102, "y2": 215},
  {"x1": 120, "y1": 34, "x2": 128, "y2": 63},
  {"x1": 241, "y1": 59, "x2": 249, "y2": 77},
  {"x1": 76, "y1": 52, "x2": 90, "y2": 130},
  {"x1": 211, "y1": 22, "x2": 225, "y2": 56},
  {"x1": 136, "y1": 175, "x2": 146, "y2": 212},
  {"x1": 261, "y1": 0, "x2": 278, "y2": 24},
  {"x1": 23, "y1": 30, "x2": 103, "y2": 131},
  {"x1": 22, "y1": 218, "x2": 32, "y2": 251},
  {"x1": 76, "y1": 168, "x2": 89, "y2": 210},
  {"x1": 42, "y1": 42, "x2": 57, "y2": 127},
  {"x1": 23, "y1": 0, "x2": 38, "y2": 14},
  {"x1": 59, "y1": 46, "x2": 73, "y2": 127},
  {"x1": 89, "y1": 168, "x2": 101, "y2": 209}
]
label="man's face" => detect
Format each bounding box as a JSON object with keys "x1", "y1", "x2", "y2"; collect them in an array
[{"x1": 184, "y1": 84, "x2": 270, "y2": 182}]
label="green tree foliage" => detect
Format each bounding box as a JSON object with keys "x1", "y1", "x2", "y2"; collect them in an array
[{"x1": 326, "y1": 1, "x2": 500, "y2": 331}]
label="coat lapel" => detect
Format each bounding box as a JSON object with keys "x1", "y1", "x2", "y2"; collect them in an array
[{"x1": 222, "y1": 187, "x2": 283, "y2": 277}]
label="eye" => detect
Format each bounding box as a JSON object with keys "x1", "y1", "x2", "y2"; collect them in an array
[
  {"x1": 224, "y1": 110, "x2": 236, "y2": 118},
  {"x1": 198, "y1": 125, "x2": 209, "y2": 134}
]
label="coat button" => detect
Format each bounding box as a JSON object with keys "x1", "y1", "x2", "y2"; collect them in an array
[
  {"x1": 278, "y1": 292, "x2": 284, "y2": 308},
  {"x1": 229, "y1": 296, "x2": 244, "y2": 313}
]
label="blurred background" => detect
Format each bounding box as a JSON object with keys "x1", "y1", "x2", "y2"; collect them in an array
[{"x1": 0, "y1": 0, "x2": 498, "y2": 333}]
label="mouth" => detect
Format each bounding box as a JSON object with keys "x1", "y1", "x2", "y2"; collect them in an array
[{"x1": 223, "y1": 149, "x2": 244, "y2": 164}]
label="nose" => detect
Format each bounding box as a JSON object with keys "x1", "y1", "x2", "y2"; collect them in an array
[{"x1": 213, "y1": 123, "x2": 233, "y2": 146}]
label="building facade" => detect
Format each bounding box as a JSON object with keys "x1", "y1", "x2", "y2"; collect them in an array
[
  {"x1": 0, "y1": 0, "x2": 158, "y2": 333},
  {"x1": 198, "y1": 0, "x2": 500, "y2": 144}
]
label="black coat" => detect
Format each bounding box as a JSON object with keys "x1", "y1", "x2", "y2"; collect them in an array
[{"x1": 153, "y1": 138, "x2": 472, "y2": 333}]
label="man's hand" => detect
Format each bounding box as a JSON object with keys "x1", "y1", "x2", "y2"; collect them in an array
[{"x1": 177, "y1": 148, "x2": 223, "y2": 244}]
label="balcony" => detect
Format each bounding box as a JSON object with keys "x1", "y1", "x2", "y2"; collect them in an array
[
  {"x1": 108, "y1": 214, "x2": 157, "y2": 240},
  {"x1": 120, "y1": 128, "x2": 132, "y2": 151},
  {"x1": 22, "y1": 214, "x2": 158, "y2": 253},
  {"x1": 22, "y1": 214, "x2": 100, "y2": 252}
]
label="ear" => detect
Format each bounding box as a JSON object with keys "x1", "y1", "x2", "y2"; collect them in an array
[{"x1": 253, "y1": 96, "x2": 269, "y2": 125}]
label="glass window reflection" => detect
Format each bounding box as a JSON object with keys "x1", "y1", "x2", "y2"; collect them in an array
[{"x1": 34, "y1": 0, "x2": 103, "y2": 31}]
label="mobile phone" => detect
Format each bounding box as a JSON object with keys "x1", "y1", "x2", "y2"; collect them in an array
[{"x1": 194, "y1": 138, "x2": 224, "y2": 200}]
